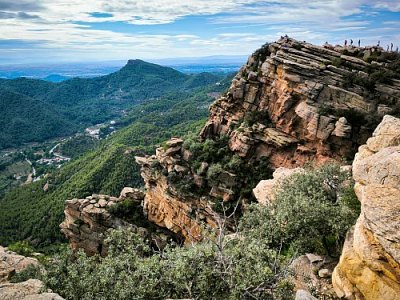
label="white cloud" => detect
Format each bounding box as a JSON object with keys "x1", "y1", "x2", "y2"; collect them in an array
[{"x1": 0, "y1": 0, "x2": 399, "y2": 62}]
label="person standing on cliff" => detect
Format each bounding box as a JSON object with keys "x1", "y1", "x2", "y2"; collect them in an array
[
  {"x1": 391, "y1": 43, "x2": 393, "y2": 51},
  {"x1": 377, "y1": 40, "x2": 380, "y2": 47},
  {"x1": 344, "y1": 39, "x2": 347, "y2": 47},
  {"x1": 358, "y1": 39, "x2": 360, "y2": 47}
]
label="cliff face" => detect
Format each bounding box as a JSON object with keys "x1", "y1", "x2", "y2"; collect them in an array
[
  {"x1": 201, "y1": 37, "x2": 400, "y2": 167},
  {"x1": 332, "y1": 115, "x2": 400, "y2": 300},
  {"x1": 136, "y1": 138, "x2": 218, "y2": 244},
  {"x1": 136, "y1": 37, "x2": 400, "y2": 244}
]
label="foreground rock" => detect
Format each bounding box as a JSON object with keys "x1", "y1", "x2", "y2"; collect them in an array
[
  {"x1": 0, "y1": 279, "x2": 63, "y2": 300},
  {"x1": 0, "y1": 246, "x2": 38, "y2": 283},
  {"x1": 0, "y1": 247, "x2": 64, "y2": 299},
  {"x1": 332, "y1": 115, "x2": 400, "y2": 299},
  {"x1": 60, "y1": 188, "x2": 173, "y2": 256}
]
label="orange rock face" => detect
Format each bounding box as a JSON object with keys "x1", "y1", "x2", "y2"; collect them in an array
[
  {"x1": 136, "y1": 38, "x2": 400, "y2": 244},
  {"x1": 201, "y1": 37, "x2": 399, "y2": 168}
]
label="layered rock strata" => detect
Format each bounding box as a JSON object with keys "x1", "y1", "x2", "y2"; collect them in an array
[
  {"x1": 136, "y1": 38, "x2": 400, "y2": 243},
  {"x1": 332, "y1": 115, "x2": 400, "y2": 299},
  {"x1": 60, "y1": 187, "x2": 172, "y2": 256},
  {"x1": 201, "y1": 37, "x2": 400, "y2": 168},
  {"x1": 136, "y1": 138, "x2": 218, "y2": 244}
]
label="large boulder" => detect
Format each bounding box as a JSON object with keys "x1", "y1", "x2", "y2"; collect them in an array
[{"x1": 332, "y1": 115, "x2": 400, "y2": 300}]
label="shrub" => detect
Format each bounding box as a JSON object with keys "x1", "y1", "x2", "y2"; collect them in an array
[
  {"x1": 239, "y1": 164, "x2": 359, "y2": 257},
  {"x1": 10, "y1": 264, "x2": 42, "y2": 283},
  {"x1": 8, "y1": 241, "x2": 35, "y2": 257},
  {"x1": 43, "y1": 228, "x2": 294, "y2": 300}
]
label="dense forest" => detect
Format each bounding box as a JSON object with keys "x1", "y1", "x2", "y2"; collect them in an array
[
  {"x1": 0, "y1": 74, "x2": 233, "y2": 247},
  {"x1": 0, "y1": 60, "x2": 224, "y2": 149}
]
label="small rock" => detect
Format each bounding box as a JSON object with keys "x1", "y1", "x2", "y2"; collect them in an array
[
  {"x1": 98, "y1": 199, "x2": 108, "y2": 208},
  {"x1": 174, "y1": 165, "x2": 187, "y2": 173},
  {"x1": 318, "y1": 268, "x2": 332, "y2": 278},
  {"x1": 295, "y1": 289, "x2": 318, "y2": 300},
  {"x1": 306, "y1": 253, "x2": 323, "y2": 264}
]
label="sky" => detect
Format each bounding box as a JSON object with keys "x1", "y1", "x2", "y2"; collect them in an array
[{"x1": 0, "y1": 0, "x2": 399, "y2": 64}]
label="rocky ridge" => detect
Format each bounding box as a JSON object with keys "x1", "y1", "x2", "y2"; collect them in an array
[
  {"x1": 332, "y1": 115, "x2": 400, "y2": 300},
  {"x1": 135, "y1": 37, "x2": 400, "y2": 243},
  {"x1": 201, "y1": 37, "x2": 400, "y2": 167}
]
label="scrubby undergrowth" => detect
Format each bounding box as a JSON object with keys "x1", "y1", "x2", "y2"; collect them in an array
[{"x1": 15, "y1": 164, "x2": 359, "y2": 300}]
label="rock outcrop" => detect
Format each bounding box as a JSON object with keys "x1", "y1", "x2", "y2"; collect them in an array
[
  {"x1": 135, "y1": 38, "x2": 400, "y2": 244},
  {"x1": 0, "y1": 279, "x2": 64, "y2": 300},
  {"x1": 332, "y1": 115, "x2": 400, "y2": 299},
  {"x1": 60, "y1": 188, "x2": 173, "y2": 256},
  {"x1": 136, "y1": 138, "x2": 218, "y2": 244},
  {"x1": 201, "y1": 37, "x2": 400, "y2": 168},
  {"x1": 0, "y1": 247, "x2": 64, "y2": 300},
  {"x1": 0, "y1": 246, "x2": 38, "y2": 283}
]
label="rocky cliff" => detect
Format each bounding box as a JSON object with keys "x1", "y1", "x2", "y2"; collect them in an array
[
  {"x1": 60, "y1": 187, "x2": 173, "y2": 256},
  {"x1": 135, "y1": 37, "x2": 400, "y2": 243},
  {"x1": 201, "y1": 37, "x2": 400, "y2": 167},
  {"x1": 332, "y1": 115, "x2": 400, "y2": 300}
]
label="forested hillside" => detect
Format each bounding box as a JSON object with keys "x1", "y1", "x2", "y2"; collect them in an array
[
  {"x1": 0, "y1": 60, "x2": 225, "y2": 149},
  {"x1": 0, "y1": 74, "x2": 233, "y2": 247}
]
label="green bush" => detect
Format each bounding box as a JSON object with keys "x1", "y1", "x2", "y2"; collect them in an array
[
  {"x1": 240, "y1": 164, "x2": 359, "y2": 256},
  {"x1": 43, "y1": 228, "x2": 294, "y2": 300},
  {"x1": 8, "y1": 241, "x2": 35, "y2": 257},
  {"x1": 10, "y1": 264, "x2": 42, "y2": 283}
]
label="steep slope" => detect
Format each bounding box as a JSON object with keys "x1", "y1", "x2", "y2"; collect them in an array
[
  {"x1": 0, "y1": 88, "x2": 75, "y2": 148},
  {"x1": 136, "y1": 37, "x2": 400, "y2": 244},
  {"x1": 0, "y1": 60, "x2": 226, "y2": 149},
  {"x1": 0, "y1": 75, "x2": 232, "y2": 247}
]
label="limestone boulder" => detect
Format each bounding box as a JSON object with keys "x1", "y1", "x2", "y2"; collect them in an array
[
  {"x1": 332, "y1": 115, "x2": 400, "y2": 300},
  {"x1": 253, "y1": 167, "x2": 304, "y2": 205}
]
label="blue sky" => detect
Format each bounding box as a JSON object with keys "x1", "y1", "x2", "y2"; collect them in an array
[{"x1": 0, "y1": 0, "x2": 399, "y2": 64}]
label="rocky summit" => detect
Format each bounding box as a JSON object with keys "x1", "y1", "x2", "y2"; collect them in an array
[
  {"x1": 202, "y1": 37, "x2": 400, "y2": 167},
  {"x1": 332, "y1": 115, "x2": 400, "y2": 300}
]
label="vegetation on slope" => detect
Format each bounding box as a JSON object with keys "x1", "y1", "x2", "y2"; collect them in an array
[
  {"x1": 14, "y1": 164, "x2": 359, "y2": 299},
  {"x1": 0, "y1": 60, "x2": 226, "y2": 149},
  {"x1": 0, "y1": 75, "x2": 232, "y2": 247}
]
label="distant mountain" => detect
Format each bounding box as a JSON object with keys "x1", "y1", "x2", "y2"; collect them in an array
[
  {"x1": 0, "y1": 56, "x2": 245, "y2": 81},
  {"x1": 43, "y1": 74, "x2": 70, "y2": 82},
  {"x1": 0, "y1": 60, "x2": 226, "y2": 149}
]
